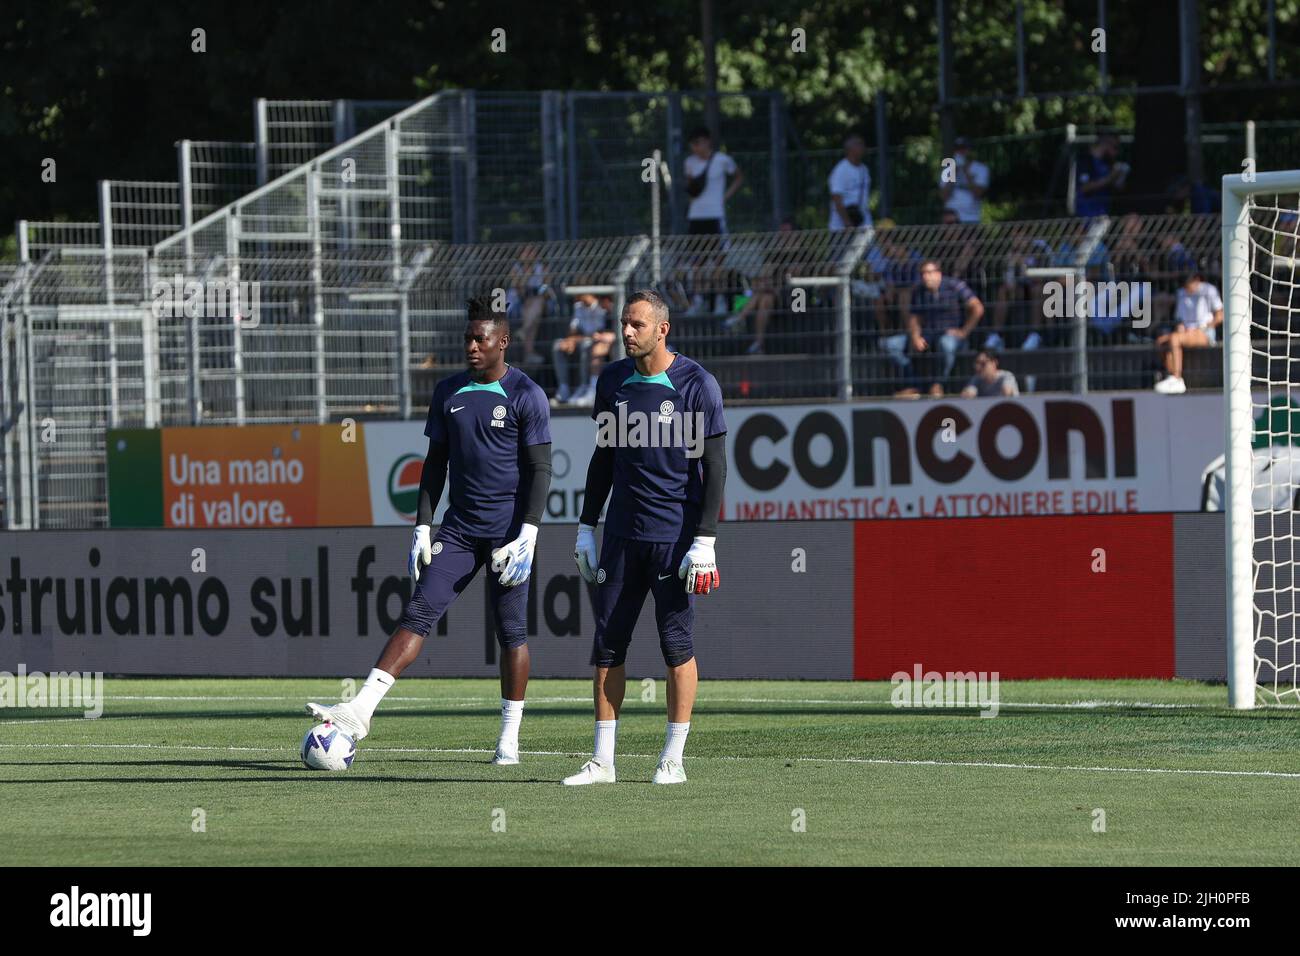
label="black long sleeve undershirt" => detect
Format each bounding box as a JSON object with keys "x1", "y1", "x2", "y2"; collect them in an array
[
  {"x1": 578, "y1": 436, "x2": 727, "y2": 536},
  {"x1": 579, "y1": 444, "x2": 615, "y2": 526},
  {"x1": 696, "y1": 434, "x2": 727, "y2": 537},
  {"x1": 416, "y1": 442, "x2": 449, "y2": 526},
  {"x1": 521, "y1": 442, "x2": 553, "y2": 526}
]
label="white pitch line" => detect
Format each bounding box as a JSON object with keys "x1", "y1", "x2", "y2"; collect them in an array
[{"x1": 0, "y1": 741, "x2": 1296, "y2": 780}]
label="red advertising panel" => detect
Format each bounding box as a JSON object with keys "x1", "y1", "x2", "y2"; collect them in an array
[{"x1": 853, "y1": 514, "x2": 1175, "y2": 679}]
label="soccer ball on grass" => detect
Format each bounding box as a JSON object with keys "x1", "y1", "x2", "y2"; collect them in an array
[{"x1": 300, "y1": 723, "x2": 356, "y2": 771}]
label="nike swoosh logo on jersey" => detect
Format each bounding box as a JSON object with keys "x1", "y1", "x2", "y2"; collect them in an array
[
  {"x1": 616, "y1": 400, "x2": 628, "y2": 407},
  {"x1": 658, "y1": 573, "x2": 672, "y2": 580},
  {"x1": 450, "y1": 406, "x2": 465, "y2": 413}
]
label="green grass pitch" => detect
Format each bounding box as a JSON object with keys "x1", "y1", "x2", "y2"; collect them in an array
[{"x1": 2, "y1": 677, "x2": 1297, "y2": 866}]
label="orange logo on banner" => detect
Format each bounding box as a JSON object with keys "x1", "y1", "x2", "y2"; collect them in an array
[{"x1": 161, "y1": 425, "x2": 370, "y2": 528}]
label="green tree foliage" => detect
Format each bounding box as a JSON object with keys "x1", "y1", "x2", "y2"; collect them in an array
[{"x1": 1, "y1": 0, "x2": 1296, "y2": 235}]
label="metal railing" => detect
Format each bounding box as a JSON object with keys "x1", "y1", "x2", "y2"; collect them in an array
[{"x1": 183, "y1": 140, "x2": 260, "y2": 222}]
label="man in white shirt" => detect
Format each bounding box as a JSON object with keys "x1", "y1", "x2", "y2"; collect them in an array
[
  {"x1": 828, "y1": 133, "x2": 872, "y2": 230},
  {"x1": 683, "y1": 127, "x2": 742, "y2": 314},
  {"x1": 1154, "y1": 272, "x2": 1223, "y2": 394},
  {"x1": 939, "y1": 137, "x2": 989, "y2": 223},
  {"x1": 684, "y1": 127, "x2": 742, "y2": 235}
]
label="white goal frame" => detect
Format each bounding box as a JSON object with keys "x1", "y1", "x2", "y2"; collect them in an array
[{"x1": 1224, "y1": 170, "x2": 1300, "y2": 709}]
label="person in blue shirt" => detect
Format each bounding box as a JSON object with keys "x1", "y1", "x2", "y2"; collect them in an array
[
  {"x1": 1076, "y1": 133, "x2": 1129, "y2": 217},
  {"x1": 883, "y1": 260, "x2": 985, "y2": 396},
  {"x1": 563, "y1": 289, "x2": 728, "y2": 787},
  {"x1": 307, "y1": 295, "x2": 553, "y2": 766}
]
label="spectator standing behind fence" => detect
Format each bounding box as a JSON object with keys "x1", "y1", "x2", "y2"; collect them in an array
[
  {"x1": 684, "y1": 127, "x2": 742, "y2": 235},
  {"x1": 961, "y1": 350, "x2": 1018, "y2": 398},
  {"x1": 506, "y1": 244, "x2": 553, "y2": 364},
  {"x1": 884, "y1": 259, "x2": 984, "y2": 398},
  {"x1": 551, "y1": 293, "x2": 615, "y2": 407},
  {"x1": 828, "y1": 133, "x2": 872, "y2": 230},
  {"x1": 683, "y1": 127, "x2": 742, "y2": 315},
  {"x1": 1164, "y1": 175, "x2": 1218, "y2": 215},
  {"x1": 1154, "y1": 272, "x2": 1222, "y2": 395},
  {"x1": 939, "y1": 137, "x2": 989, "y2": 223},
  {"x1": 1075, "y1": 133, "x2": 1129, "y2": 217}
]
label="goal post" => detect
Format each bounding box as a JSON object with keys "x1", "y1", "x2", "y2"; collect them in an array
[{"x1": 1223, "y1": 170, "x2": 1300, "y2": 709}]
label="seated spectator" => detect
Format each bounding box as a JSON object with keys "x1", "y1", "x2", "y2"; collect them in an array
[
  {"x1": 1279, "y1": 212, "x2": 1300, "y2": 260},
  {"x1": 1160, "y1": 235, "x2": 1198, "y2": 275},
  {"x1": 883, "y1": 259, "x2": 984, "y2": 397},
  {"x1": 552, "y1": 293, "x2": 615, "y2": 406},
  {"x1": 723, "y1": 266, "x2": 780, "y2": 355},
  {"x1": 1080, "y1": 264, "x2": 1153, "y2": 344},
  {"x1": 722, "y1": 217, "x2": 800, "y2": 356},
  {"x1": 506, "y1": 244, "x2": 554, "y2": 364},
  {"x1": 986, "y1": 237, "x2": 1049, "y2": 352},
  {"x1": 961, "y1": 350, "x2": 1019, "y2": 398},
  {"x1": 1154, "y1": 271, "x2": 1222, "y2": 394},
  {"x1": 865, "y1": 224, "x2": 922, "y2": 340}
]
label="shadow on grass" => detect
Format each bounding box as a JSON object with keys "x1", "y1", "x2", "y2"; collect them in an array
[{"x1": 12, "y1": 704, "x2": 1294, "y2": 724}]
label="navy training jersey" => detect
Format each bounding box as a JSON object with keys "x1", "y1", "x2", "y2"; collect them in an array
[
  {"x1": 592, "y1": 354, "x2": 726, "y2": 542},
  {"x1": 424, "y1": 366, "x2": 551, "y2": 538}
]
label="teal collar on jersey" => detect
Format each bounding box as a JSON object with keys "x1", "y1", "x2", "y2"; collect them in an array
[
  {"x1": 453, "y1": 378, "x2": 509, "y2": 398},
  {"x1": 620, "y1": 368, "x2": 677, "y2": 391}
]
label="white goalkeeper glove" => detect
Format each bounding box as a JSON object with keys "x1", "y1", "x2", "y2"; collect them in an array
[
  {"x1": 491, "y1": 523, "x2": 539, "y2": 588},
  {"x1": 574, "y1": 523, "x2": 599, "y2": 583},
  {"x1": 408, "y1": 524, "x2": 433, "y2": 581},
  {"x1": 677, "y1": 536, "x2": 719, "y2": 595}
]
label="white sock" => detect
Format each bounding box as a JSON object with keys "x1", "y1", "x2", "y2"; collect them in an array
[
  {"x1": 594, "y1": 719, "x2": 617, "y2": 765},
  {"x1": 660, "y1": 721, "x2": 690, "y2": 763},
  {"x1": 498, "y1": 698, "x2": 525, "y2": 753},
  {"x1": 351, "y1": 668, "x2": 395, "y2": 722}
]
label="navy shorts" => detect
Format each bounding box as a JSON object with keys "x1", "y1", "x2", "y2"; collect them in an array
[
  {"x1": 591, "y1": 534, "x2": 695, "y2": 668},
  {"x1": 397, "y1": 524, "x2": 528, "y2": 648}
]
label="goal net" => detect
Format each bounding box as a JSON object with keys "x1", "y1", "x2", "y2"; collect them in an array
[{"x1": 1224, "y1": 171, "x2": 1300, "y2": 708}]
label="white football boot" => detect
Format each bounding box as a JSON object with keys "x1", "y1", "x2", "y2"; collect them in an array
[
  {"x1": 491, "y1": 745, "x2": 520, "y2": 766},
  {"x1": 305, "y1": 700, "x2": 370, "y2": 742},
  {"x1": 652, "y1": 758, "x2": 687, "y2": 785},
  {"x1": 561, "y1": 758, "x2": 616, "y2": 786}
]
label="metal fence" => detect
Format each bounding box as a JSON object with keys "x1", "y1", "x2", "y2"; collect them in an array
[
  {"x1": 13, "y1": 100, "x2": 364, "y2": 262},
  {"x1": 13, "y1": 91, "x2": 794, "y2": 264},
  {"x1": 184, "y1": 140, "x2": 260, "y2": 221},
  {"x1": 2, "y1": 205, "x2": 1228, "y2": 529},
  {"x1": 792, "y1": 121, "x2": 1300, "y2": 227},
  {"x1": 564, "y1": 91, "x2": 789, "y2": 239}
]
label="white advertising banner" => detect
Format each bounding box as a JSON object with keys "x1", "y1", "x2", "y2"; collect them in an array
[
  {"x1": 363, "y1": 393, "x2": 1226, "y2": 526},
  {"x1": 364, "y1": 417, "x2": 597, "y2": 525},
  {"x1": 722, "y1": 393, "x2": 1223, "y2": 520}
]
